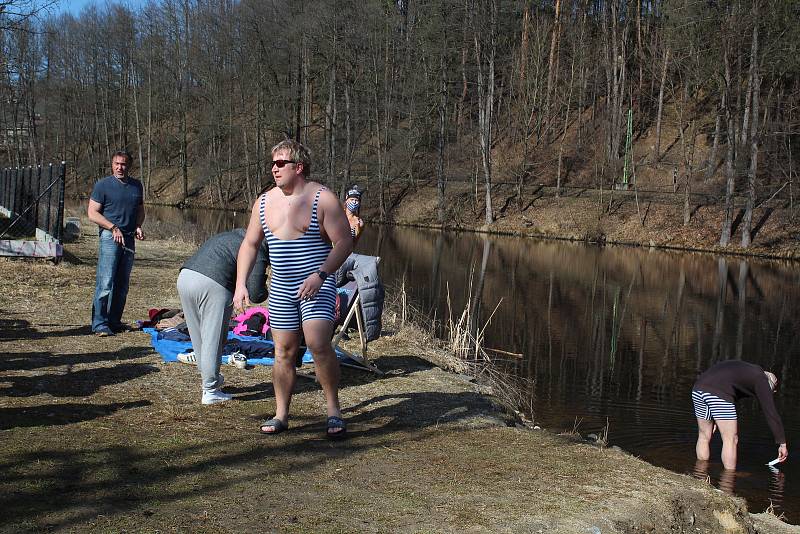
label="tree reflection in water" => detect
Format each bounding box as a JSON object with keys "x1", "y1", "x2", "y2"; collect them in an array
[{"x1": 356, "y1": 225, "x2": 799, "y2": 522}]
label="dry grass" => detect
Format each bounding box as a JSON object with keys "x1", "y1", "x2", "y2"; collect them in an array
[{"x1": 0, "y1": 222, "x2": 778, "y2": 533}]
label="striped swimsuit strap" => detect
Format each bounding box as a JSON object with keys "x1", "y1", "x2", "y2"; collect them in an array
[{"x1": 259, "y1": 188, "x2": 331, "y2": 276}]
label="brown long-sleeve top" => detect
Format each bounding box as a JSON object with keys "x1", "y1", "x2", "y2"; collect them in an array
[{"x1": 693, "y1": 360, "x2": 786, "y2": 444}]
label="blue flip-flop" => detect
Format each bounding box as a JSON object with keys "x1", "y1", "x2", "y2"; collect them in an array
[{"x1": 326, "y1": 416, "x2": 347, "y2": 440}]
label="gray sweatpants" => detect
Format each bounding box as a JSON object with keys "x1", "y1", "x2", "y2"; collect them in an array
[{"x1": 177, "y1": 269, "x2": 233, "y2": 392}]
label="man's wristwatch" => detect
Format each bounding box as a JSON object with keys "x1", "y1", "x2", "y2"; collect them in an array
[
  {"x1": 316, "y1": 269, "x2": 328, "y2": 281},
  {"x1": 110, "y1": 224, "x2": 118, "y2": 232}
]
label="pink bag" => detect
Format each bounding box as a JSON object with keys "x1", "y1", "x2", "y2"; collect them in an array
[{"x1": 232, "y1": 306, "x2": 270, "y2": 336}]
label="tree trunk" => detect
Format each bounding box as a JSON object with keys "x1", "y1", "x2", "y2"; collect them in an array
[
  {"x1": 706, "y1": 95, "x2": 723, "y2": 179},
  {"x1": 326, "y1": 61, "x2": 336, "y2": 187},
  {"x1": 720, "y1": 49, "x2": 736, "y2": 247},
  {"x1": 180, "y1": 0, "x2": 190, "y2": 202},
  {"x1": 544, "y1": 0, "x2": 561, "y2": 127},
  {"x1": 146, "y1": 56, "x2": 152, "y2": 196},
  {"x1": 636, "y1": 0, "x2": 644, "y2": 99},
  {"x1": 678, "y1": 119, "x2": 696, "y2": 226},
  {"x1": 294, "y1": 36, "x2": 304, "y2": 141},
  {"x1": 556, "y1": 43, "x2": 577, "y2": 198},
  {"x1": 653, "y1": 47, "x2": 669, "y2": 163},
  {"x1": 239, "y1": 85, "x2": 252, "y2": 198},
  {"x1": 475, "y1": 0, "x2": 496, "y2": 225},
  {"x1": 518, "y1": 4, "x2": 530, "y2": 86},
  {"x1": 741, "y1": 17, "x2": 760, "y2": 248},
  {"x1": 131, "y1": 64, "x2": 145, "y2": 198},
  {"x1": 343, "y1": 82, "x2": 352, "y2": 199},
  {"x1": 437, "y1": 53, "x2": 447, "y2": 226}
]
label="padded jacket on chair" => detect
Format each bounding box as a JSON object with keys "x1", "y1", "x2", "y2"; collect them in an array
[{"x1": 335, "y1": 253, "x2": 384, "y2": 341}]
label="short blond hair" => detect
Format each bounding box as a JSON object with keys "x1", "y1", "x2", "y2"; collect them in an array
[{"x1": 271, "y1": 139, "x2": 311, "y2": 178}]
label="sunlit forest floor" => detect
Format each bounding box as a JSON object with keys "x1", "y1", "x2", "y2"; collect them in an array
[{"x1": 0, "y1": 228, "x2": 795, "y2": 533}]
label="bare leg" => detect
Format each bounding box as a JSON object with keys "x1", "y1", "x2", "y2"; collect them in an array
[
  {"x1": 696, "y1": 418, "x2": 715, "y2": 461},
  {"x1": 716, "y1": 419, "x2": 739, "y2": 470},
  {"x1": 302, "y1": 319, "x2": 342, "y2": 425},
  {"x1": 265, "y1": 328, "x2": 301, "y2": 431}
]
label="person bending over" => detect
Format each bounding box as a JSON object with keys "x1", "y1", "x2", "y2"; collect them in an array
[
  {"x1": 177, "y1": 229, "x2": 269, "y2": 405},
  {"x1": 233, "y1": 139, "x2": 353, "y2": 438},
  {"x1": 693, "y1": 360, "x2": 787, "y2": 470}
]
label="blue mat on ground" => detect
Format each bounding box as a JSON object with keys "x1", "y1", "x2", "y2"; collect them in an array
[{"x1": 143, "y1": 327, "x2": 347, "y2": 366}]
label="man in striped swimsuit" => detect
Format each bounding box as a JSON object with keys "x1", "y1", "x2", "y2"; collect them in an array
[
  {"x1": 692, "y1": 360, "x2": 787, "y2": 470},
  {"x1": 234, "y1": 140, "x2": 353, "y2": 439}
]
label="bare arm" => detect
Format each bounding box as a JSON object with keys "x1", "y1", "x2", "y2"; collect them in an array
[
  {"x1": 87, "y1": 199, "x2": 112, "y2": 230},
  {"x1": 88, "y1": 199, "x2": 125, "y2": 245},
  {"x1": 232, "y1": 198, "x2": 266, "y2": 312}
]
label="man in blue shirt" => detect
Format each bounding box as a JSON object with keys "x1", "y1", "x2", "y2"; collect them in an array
[{"x1": 87, "y1": 151, "x2": 145, "y2": 336}]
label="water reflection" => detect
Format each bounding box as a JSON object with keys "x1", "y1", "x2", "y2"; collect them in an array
[
  {"x1": 355, "y1": 225, "x2": 799, "y2": 523},
  {"x1": 88, "y1": 204, "x2": 799, "y2": 523},
  {"x1": 693, "y1": 460, "x2": 737, "y2": 495},
  {"x1": 145, "y1": 205, "x2": 250, "y2": 243},
  {"x1": 768, "y1": 467, "x2": 786, "y2": 513}
]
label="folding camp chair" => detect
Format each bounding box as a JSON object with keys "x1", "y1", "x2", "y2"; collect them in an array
[{"x1": 331, "y1": 262, "x2": 383, "y2": 375}]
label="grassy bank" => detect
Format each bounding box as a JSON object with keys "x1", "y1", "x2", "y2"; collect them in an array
[
  {"x1": 0, "y1": 228, "x2": 796, "y2": 533},
  {"x1": 140, "y1": 178, "x2": 800, "y2": 260},
  {"x1": 380, "y1": 182, "x2": 800, "y2": 261}
]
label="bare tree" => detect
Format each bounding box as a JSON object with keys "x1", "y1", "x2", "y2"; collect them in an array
[{"x1": 474, "y1": 0, "x2": 497, "y2": 225}]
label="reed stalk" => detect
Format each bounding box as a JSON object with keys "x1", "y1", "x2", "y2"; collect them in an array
[{"x1": 385, "y1": 278, "x2": 535, "y2": 424}]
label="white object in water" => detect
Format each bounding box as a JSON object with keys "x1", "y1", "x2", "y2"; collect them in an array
[{"x1": 767, "y1": 458, "x2": 781, "y2": 467}]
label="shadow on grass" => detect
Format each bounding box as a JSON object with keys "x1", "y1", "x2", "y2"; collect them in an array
[
  {"x1": 231, "y1": 354, "x2": 435, "y2": 403},
  {"x1": 0, "y1": 400, "x2": 150, "y2": 431},
  {"x1": 0, "y1": 316, "x2": 93, "y2": 341},
  {"x1": 0, "y1": 388, "x2": 503, "y2": 531},
  {"x1": 0, "y1": 361, "x2": 159, "y2": 399},
  {"x1": 0, "y1": 347, "x2": 152, "y2": 373}
]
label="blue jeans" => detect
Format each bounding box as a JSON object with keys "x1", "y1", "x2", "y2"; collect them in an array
[{"x1": 92, "y1": 229, "x2": 135, "y2": 332}]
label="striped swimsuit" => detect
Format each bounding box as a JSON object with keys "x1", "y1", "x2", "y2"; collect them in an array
[
  {"x1": 692, "y1": 390, "x2": 737, "y2": 420},
  {"x1": 259, "y1": 188, "x2": 337, "y2": 330}
]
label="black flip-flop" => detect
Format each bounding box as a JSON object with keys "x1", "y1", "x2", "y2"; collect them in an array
[
  {"x1": 260, "y1": 418, "x2": 289, "y2": 435},
  {"x1": 326, "y1": 416, "x2": 347, "y2": 440}
]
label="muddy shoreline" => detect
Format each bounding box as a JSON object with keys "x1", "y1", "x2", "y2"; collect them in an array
[{"x1": 0, "y1": 228, "x2": 797, "y2": 533}]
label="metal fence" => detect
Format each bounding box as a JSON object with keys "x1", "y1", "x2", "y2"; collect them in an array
[{"x1": 0, "y1": 162, "x2": 67, "y2": 241}]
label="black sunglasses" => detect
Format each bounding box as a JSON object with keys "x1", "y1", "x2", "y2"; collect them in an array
[{"x1": 271, "y1": 159, "x2": 297, "y2": 168}]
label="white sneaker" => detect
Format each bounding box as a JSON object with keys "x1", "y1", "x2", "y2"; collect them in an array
[
  {"x1": 227, "y1": 351, "x2": 248, "y2": 369},
  {"x1": 201, "y1": 388, "x2": 232, "y2": 405},
  {"x1": 176, "y1": 351, "x2": 197, "y2": 364}
]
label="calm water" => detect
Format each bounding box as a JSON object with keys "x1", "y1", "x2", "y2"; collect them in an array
[{"x1": 137, "y1": 205, "x2": 800, "y2": 521}]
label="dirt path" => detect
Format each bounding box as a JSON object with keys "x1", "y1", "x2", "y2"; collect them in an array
[{"x1": 0, "y1": 229, "x2": 796, "y2": 533}]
